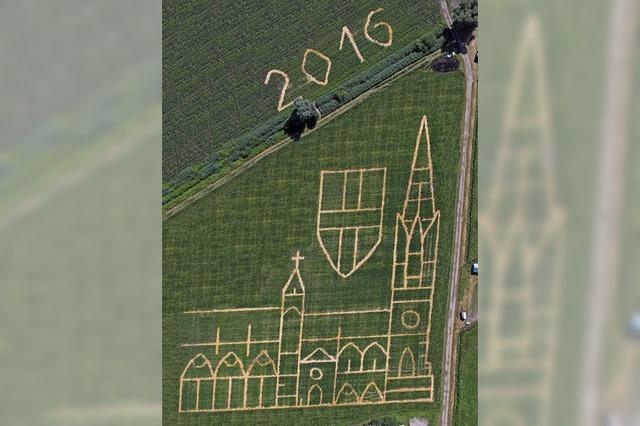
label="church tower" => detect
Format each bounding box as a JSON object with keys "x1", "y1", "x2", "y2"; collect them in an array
[
  {"x1": 276, "y1": 251, "x2": 306, "y2": 406},
  {"x1": 385, "y1": 116, "x2": 439, "y2": 401}
]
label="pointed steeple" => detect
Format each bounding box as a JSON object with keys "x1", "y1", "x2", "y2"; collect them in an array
[
  {"x1": 411, "y1": 116, "x2": 433, "y2": 172},
  {"x1": 282, "y1": 251, "x2": 305, "y2": 296},
  {"x1": 402, "y1": 116, "x2": 436, "y2": 222}
]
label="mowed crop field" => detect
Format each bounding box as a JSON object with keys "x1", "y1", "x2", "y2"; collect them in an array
[
  {"x1": 163, "y1": 68, "x2": 465, "y2": 425},
  {"x1": 163, "y1": 0, "x2": 443, "y2": 181}
]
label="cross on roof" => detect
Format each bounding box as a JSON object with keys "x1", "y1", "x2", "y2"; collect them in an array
[{"x1": 291, "y1": 250, "x2": 304, "y2": 269}]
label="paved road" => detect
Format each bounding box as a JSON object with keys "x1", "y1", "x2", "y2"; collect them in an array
[{"x1": 437, "y1": 1, "x2": 477, "y2": 425}]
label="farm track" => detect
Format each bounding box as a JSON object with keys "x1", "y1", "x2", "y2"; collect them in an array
[
  {"x1": 163, "y1": 51, "x2": 440, "y2": 220},
  {"x1": 437, "y1": 0, "x2": 477, "y2": 425},
  {"x1": 581, "y1": 0, "x2": 637, "y2": 424}
]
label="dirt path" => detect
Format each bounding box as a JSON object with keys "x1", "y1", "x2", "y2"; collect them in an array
[
  {"x1": 437, "y1": 0, "x2": 477, "y2": 424},
  {"x1": 162, "y1": 52, "x2": 439, "y2": 220},
  {"x1": 581, "y1": 0, "x2": 637, "y2": 424}
]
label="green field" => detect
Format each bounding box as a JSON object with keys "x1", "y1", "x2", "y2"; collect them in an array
[
  {"x1": 458, "y1": 113, "x2": 477, "y2": 305},
  {"x1": 163, "y1": 66, "x2": 465, "y2": 424},
  {"x1": 454, "y1": 325, "x2": 478, "y2": 426},
  {"x1": 162, "y1": 0, "x2": 444, "y2": 181}
]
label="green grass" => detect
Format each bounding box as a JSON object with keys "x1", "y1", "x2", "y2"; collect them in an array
[
  {"x1": 458, "y1": 110, "x2": 477, "y2": 302},
  {"x1": 163, "y1": 67, "x2": 465, "y2": 424},
  {"x1": 468, "y1": 114, "x2": 478, "y2": 265},
  {"x1": 454, "y1": 325, "x2": 478, "y2": 426},
  {"x1": 163, "y1": 0, "x2": 444, "y2": 181}
]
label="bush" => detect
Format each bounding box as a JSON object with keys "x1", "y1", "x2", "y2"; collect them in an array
[
  {"x1": 333, "y1": 88, "x2": 349, "y2": 102},
  {"x1": 363, "y1": 417, "x2": 401, "y2": 426},
  {"x1": 284, "y1": 98, "x2": 320, "y2": 140},
  {"x1": 432, "y1": 55, "x2": 460, "y2": 72}
]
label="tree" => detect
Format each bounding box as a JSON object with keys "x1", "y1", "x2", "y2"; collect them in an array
[
  {"x1": 453, "y1": 0, "x2": 478, "y2": 26},
  {"x1": 452, "y1": 0, "x2": 478, "y2": 44},
  {"x1": 283, "y1": 98, "x2": 320, "y2": 140}
]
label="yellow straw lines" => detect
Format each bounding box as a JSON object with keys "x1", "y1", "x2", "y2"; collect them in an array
[
  {"x1": 364, "y1": 8, "x2": 393, "y2": 47},
  {"x1": 383, "y1": 116, "x2": 438, "y2": 402},
  {"x1": 276, "y1": 251, "x2": 306, "y2": 407},
  {"x1": 305, "y1": 308, "x2": 389, "y2": 317},
  {"x1": 317, "y1": 168, "x2": 387, "y2": 278},
  {"x1": 177, "y1": 116, "x2": 441, "y2": 413},
  {"x1": 184, "y1": 306, "x2": 280, "y2": 315},
  {"x1": 263, "y1": 69, "x2": 295, "y2": 111},
  {"x1": 402, "y1": 116, "x2": 436, "y2": 222},
  {"x1": 301, "y1": 49, "x2": 332, "y2": 86},
  {"x1": 178, "y1": 353, "x2": 214, "y2": 413},
  {"x1": 339, "y1": 26, "x2": 365, "y2": 63}
]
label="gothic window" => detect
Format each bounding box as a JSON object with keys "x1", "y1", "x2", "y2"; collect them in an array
[
  {"x1": 398, "y1": 347, "x2": 416, "y2": 377},
  {"x1": 338, "y1": 343, "x2": 362, "y2": 373},
  {"x1": 307, "y1": 384, "x2": 324, "y2": 406},
  {"x1": 361, "y1": 342, "x2": 386, "y2": 371},
  {"x1": 179, "y1": 353, "x2": 214, "y2": 412}
]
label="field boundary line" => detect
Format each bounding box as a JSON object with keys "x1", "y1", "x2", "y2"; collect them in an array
[
  {"x1": 437, "y1": 0, "x2": 477, "y2": 423},
  {"x1": 162, "y1": 51, "x2": 440, "y2": 220}
]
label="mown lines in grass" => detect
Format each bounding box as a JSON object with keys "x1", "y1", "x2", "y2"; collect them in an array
[
  {"x1": 163, "y1": 0, "x2": 444, "y2": 181},
  {"x1": 163, "y1": 68, "x2": 465, "y2": 424}
]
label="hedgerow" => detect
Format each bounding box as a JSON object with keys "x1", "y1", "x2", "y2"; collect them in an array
[{"x1": 162, "y1": 28, "x2": 445, "y2": 208}]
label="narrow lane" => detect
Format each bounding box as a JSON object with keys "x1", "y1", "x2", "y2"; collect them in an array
[{"x1": 437, "y1": 0, "x2": 477, "y2": 424}]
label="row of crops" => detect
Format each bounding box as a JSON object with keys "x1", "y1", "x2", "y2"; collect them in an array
[
  {"x1": 163, "y1": 0, "x2": 444, "y2": 191},
  {"x1": 163, "y1": 68, "x2": 467, "y2": 424}
]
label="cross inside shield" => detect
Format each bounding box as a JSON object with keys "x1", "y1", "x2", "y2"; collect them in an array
[{"x1": 316, "y1": 168, "x2": 387, "y2": 278}]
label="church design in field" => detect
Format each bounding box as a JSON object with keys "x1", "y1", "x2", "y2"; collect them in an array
[{"x1": 178, "y1": 116, "x2": 440, "y2": 413}]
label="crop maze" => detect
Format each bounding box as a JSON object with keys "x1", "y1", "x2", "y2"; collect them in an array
[{"x1": 178, "y1": 116, "x2": 441, "y2": 413}]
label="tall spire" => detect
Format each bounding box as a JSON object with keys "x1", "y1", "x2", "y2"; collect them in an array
[
  {"x1": 282, "y1": 251, "x2": 305, "y2": 296},
  {"x1": 402, "y1": 116, "x2": 436, "y2": 222}
]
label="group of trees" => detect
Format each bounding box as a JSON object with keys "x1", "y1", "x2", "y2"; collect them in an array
[
  {"x1": 445, "y1": 0, "x2": 478, "y2": 52},
  {"x1": 453, "y1": 0, "x2": 478, "y2": 39}
]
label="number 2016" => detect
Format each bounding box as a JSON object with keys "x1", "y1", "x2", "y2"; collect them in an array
[{"x1": 263, "y1": 8, "x2": 394, "y2": 111}]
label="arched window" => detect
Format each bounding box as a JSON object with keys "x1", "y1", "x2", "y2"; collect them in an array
[
  {"x1": 398, "y1": 347, "x2": 416, "y2": 377},
  {"x1": 246, "y1": 350, "x2": 277, "y2": 377},
  {"x1": 335, "y1": 382, "x2": 358, "y2": 404},
  {"x1": 179, "y1": 353, "x2": 214, "y2": 412},
  {"x1": 361, "y1": 342, "x2": 386, "y2": 371},
  {"x1": 360, "y1": 381, "x2": 383, "y2": 403},
  {"x1": 280, "y1": 306, "x2": 302, "y2": 352},
  {"x1": 215, "y1": 352, "x2": 245, "y2": 378},
  {"x1": 214, "y1": 352, "x2": 245, "y2": 409},
  {"x1": 307, "y1": 384, "x2": 323, "y2": 406},
  {"x1": 245, "y1": 350, "x2": 277, "y2": 409},
  {"x1": 337, "y1": 343, "x2": 362, "y2": 373}
]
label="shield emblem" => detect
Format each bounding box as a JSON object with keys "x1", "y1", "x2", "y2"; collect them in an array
[{"x1": 316, "y1": 168, "x2": 386, "y2": 277}]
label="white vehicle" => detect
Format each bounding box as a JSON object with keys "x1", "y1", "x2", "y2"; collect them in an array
[{"x1": 460, "y1": 311, "x2": 467, "y2": 321}]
